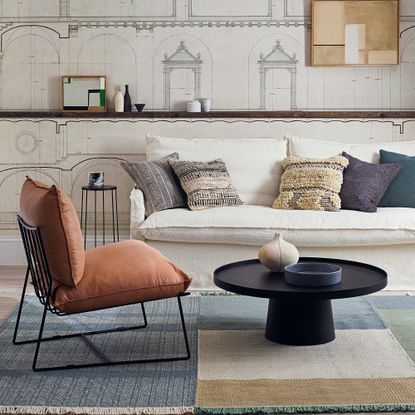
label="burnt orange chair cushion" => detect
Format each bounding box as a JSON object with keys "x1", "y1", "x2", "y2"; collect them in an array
[
  {"x1": 20, "y1": 177, "x2": 85, "y2": 287},
  {"x1": 53, "y1": 240, "x2": 192, "y2": 313}
]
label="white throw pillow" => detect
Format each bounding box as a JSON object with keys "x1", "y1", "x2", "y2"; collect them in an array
[
  {"x1": 146, "y1": 135, "x2": 287, "y2": 207},
  {"x1": 288, "y1": 135, "x2": 415, "y2": 163}
]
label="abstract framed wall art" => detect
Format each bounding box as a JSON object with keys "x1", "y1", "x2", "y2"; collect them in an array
[
  {"x1": 312, "y1": 0, "x2": 399, "y2": 66},
  {"x1": 62, "y1": 76, "x2": 107, "y2": 112}
]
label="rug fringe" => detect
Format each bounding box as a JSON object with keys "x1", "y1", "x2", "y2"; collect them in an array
[
  {"x1": 0, "y1": 406, "x2": 194, "y2": 415},
  {"x1": 195, "y1": 404, "x2": 415, "y2": 414}
]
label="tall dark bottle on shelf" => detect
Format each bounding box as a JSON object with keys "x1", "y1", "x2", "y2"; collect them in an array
[{"x1": 124, "y1": 85, "x2": 132, "y2": 112}]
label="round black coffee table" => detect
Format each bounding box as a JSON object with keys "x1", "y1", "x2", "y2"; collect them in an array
[{"x1": 214, "y1": 257, "x2": 387, "y2": 346}]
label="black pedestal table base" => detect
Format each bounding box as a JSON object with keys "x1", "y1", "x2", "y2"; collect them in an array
[{"x1": 265, "y1": 298, "x2": 335, "y2": 345}]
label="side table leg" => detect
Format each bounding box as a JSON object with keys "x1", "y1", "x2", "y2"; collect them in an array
[
  {"x1": 84, "y1": 190, "x2": 88, "y2": 250},
  {"x1": 265, "y1": 298, "x2": 335, "y2": 345},
  {"x1": 111, "y1": 190, "x2": 116, "y2": 242},
  {"x1": 94, "y1": 191, "x2": 97, "y2": 247},
  {"x1": 115, "y1": 188, "x2": 119, "y2": 241},
  {"x1": 102, "y1": 190, "x2": 105, "y2": 245}
]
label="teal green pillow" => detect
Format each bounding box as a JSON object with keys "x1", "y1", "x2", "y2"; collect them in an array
[{"x1": 379, "y1": 149, "x2": 415, "y2": 207}]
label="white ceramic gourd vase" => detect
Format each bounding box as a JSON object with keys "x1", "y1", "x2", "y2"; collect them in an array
[{"x1": 258, "y1": 233, "x2": 299, "y2": 272}]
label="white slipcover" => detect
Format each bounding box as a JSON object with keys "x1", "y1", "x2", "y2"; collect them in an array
[{"x1": 136, "y1": 204, "x2": 415, "y2": 247}]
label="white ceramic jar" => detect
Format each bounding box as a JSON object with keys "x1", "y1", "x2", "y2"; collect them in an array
[{"x1": 186, "y1": 100, "x2": 201, "y2": 112}]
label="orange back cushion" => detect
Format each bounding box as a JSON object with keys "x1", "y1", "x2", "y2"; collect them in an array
[{"x1": 20, "y1": 177, "x2": 85, "y2": 287}]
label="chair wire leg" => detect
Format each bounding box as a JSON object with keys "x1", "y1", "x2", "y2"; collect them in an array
[
  {"x1": 19, "y1": 295, "x2": 189, "y2": 372},
  {"x1": 177, "y1": 295, "x2": 191, "y2": 359},
  {"x1": 141, "y1": 302, "x2": 148, "y2": 327},
  {"x1": 12, "y1": 267, "x2": 30, "y2": 345},
  {"x1": 32, "y1": 291, "x2": 51, "y2": 371}
]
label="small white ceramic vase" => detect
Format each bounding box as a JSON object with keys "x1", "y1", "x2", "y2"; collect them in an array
[
  {"x1": 201, "y1": 98, "x2": 211, "y2": 112},
  {"x1": 258, "y1": 233, "x2": 299, "y2": 272},
  {"x1": 114, "y1": 89, "x2": 124, "y2": 112}
]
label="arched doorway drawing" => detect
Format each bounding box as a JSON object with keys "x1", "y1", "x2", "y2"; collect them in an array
[
  {"x1": 1, "y1": 26, "x2": 61, "y2": 110},
  {"x1": 162, "y1": 40, "x2": 203, "y2": 110},
  {"x1": 258, "y1": 40, "x2": 298, "y2": 110}
]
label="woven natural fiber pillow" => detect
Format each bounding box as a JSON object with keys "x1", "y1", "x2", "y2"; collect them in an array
[
  {"x1": 168, "y1": 159, "x2": 243, "y2": 211},
  {"x1": 273, "y1": 156, "x2": 349, "y2": 212}
]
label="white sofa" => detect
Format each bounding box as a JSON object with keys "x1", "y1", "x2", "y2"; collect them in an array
[{"x1": 130, "y1": 135, "x2": 415, "y2": 291}]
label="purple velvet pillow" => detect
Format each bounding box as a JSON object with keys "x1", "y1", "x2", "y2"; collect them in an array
[{"x1": 340, "y1": 152, "x2": 400, "y2": 212}]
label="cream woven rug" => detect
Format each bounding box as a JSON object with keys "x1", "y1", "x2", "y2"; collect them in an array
[{"x1": 196, "y1": 328, "x2": 415, "y2": 413}]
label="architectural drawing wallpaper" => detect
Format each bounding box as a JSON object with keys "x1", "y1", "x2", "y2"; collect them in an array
[
  {"x1": 0, "y1": 0, "x2": 414, "y2": 262},
  {"x1": 0, "y1": 0, "x2": 413, "y2": 111}
]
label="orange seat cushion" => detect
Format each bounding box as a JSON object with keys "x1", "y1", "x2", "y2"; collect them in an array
[
  {"x1": 20, "y1": 177, "x2": 85, "y2": 287},
  {"x1": 53, "y1": 240, "x2": 192, "y2": 313}
]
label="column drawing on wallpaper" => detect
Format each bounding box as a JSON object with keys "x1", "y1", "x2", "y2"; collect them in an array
[
  {"x1": 162, "y1": 40, "x2": 203, "y2": 110},
  {"x1": 258, "y1": 40, "x2": 298, "y2": 110},
  {"x1": 59, "y1": 0, "x2": 70, "y2": 17}
]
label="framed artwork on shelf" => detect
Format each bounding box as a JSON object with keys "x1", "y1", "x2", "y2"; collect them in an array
[
  {"x1": 62, "y1": 76, "x2": 107, "y2": 112},
  {"x1": 311, "y1": 0, "x2": 399, "y2": 66}
]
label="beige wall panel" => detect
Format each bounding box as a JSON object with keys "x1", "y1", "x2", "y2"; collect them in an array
[
  {"x1": 313, "y1": 1, "x2": 346, "y2": 45},
  {"x1": 313, "y1": 46, "x2": 345, "y2": 65},
  {"x1": 368, "y1": 50, "x2": 399, "y2": 65},
  {"x1": 345, "y1": 1, "x2": 398, "y2": 52}
]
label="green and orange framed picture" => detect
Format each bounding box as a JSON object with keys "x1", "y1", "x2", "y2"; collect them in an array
[
  {"x1": 312, "y1": 0, "x2": 400, "y2": 66},
  {"x1": 62, "y1": 75, "x2": 107, "y2": 112}
]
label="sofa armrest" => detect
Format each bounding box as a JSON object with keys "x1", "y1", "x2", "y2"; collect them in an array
[{"x1": 130, "y1": 188, "x2": 146, "y2": 240}]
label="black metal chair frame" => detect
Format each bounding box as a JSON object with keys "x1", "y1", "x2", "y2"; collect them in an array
[{"x1": 13, "y1": 215, "x2": 191, "y2": 372}]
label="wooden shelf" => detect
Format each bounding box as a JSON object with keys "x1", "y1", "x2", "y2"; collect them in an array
[{"x1": 0, "y1": 111, "x2": 413, "y2": 119}]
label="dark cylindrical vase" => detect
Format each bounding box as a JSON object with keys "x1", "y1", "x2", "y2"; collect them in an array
[{"x1": 124, "y1": 85, "x2": 132, "y2": 112}]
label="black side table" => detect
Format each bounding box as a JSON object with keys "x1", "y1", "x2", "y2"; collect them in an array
[{"x1": 80, "y1": 185, "x2": 119, "y2": 249}]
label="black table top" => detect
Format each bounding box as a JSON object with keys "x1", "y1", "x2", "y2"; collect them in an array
[
  {"x1": 82, "y1": 185, "x2": 117, "y2": 191},
  {"x1": 214, "y1": 257, "x2": 387, "y2": 300}
]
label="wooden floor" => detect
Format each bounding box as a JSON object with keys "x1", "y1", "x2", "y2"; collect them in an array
[{"x1": 0, "y1": 267, "x2": 29, "y2": 321}]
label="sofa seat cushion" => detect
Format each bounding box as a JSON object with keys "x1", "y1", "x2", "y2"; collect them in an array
[
  {"x1": 53, "y1": 240, "x2": 191, "y2": 314},
  {"x1": 136, "y1": 205, "x2": 415, "y2": 247}
]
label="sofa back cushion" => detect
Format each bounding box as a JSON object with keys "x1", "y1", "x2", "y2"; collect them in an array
[
  {"x1": 20, "y1": 177, "x2": 85, "y2": 287},
  {"x1": 146, "y1": 135, "x2": 287, "y2": 206},
  {"x1": 288, "y1": 136, "x2": 415, "y2": 163}
]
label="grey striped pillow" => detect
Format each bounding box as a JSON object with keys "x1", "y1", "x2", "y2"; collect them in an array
[
  {"x1": 121, "y1": 153, "x2": 187, "y2": 216},
  {"x1": 168, "y1": 159, "x2": 243, "y2": 211}
]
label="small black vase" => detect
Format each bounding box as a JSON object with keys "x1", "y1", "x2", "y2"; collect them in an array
[{"x1": 124, "y1": 85, "x2": 132, "y2": 112}]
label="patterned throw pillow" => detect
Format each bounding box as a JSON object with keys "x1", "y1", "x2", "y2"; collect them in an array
[
  {"x1": 273, "y1": 156, "x2": 349, "y2": 212},
  {"x1": 340, "y1": 152, "x2": 401, "y2": 212},
  {"x1": 168, "y1": 159, "x2": 243, "y2": 211},
  {"x1": 121, "y1": 153, "x2": 187, "y2": 216}
]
